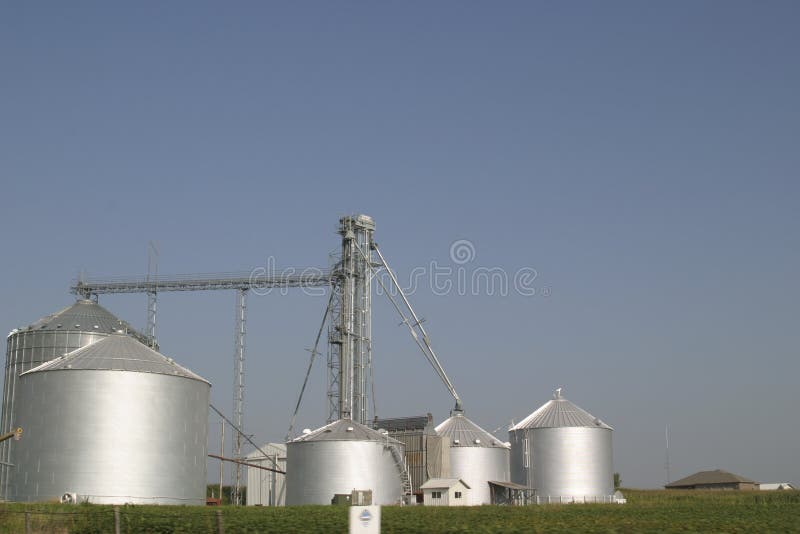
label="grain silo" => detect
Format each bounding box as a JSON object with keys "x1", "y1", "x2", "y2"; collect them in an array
[
  {"x1": 435, "y1": 405, "x2": 510, "y2": 505},
  {"x1": 1, "y1": 299, "x2": 148, "y2": 498},
  {"x1": 285, "y1": 419, "x2": 407, "y2": 505},
  {"x1": 11, "y1": 333, "x2": 210, "y2": 504},
  {"x1": 509, "y1": 388, "x2": 614, "y2": 503}
]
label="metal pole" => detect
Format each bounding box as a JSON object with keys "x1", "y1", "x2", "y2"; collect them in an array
[
  {"x1": 219, "y1": 420, "x2": 225, "y2": 503},
  {"x1": 25, "y1": 511, "x2": 31, "y2": 534},
  {"x1": 216, "y1": 509, "x2": 224, "y2": 534},
  {"x1": 232, "y1": 289, "x2": 247, "y2": 505},
  {"x1": 146, "y1": 241, "x2": 159, "y2": 348},
  {"x1": 114, "y1": 506, "x2": 121, "y2": 534}
]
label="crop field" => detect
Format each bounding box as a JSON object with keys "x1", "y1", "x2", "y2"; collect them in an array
[{"x1": 1, "y1": 490, "x2": 798, "y2": 533}]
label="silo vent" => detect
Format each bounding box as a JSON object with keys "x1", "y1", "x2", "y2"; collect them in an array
[
  {"x1": 74, "y1": 325, "x2": 80, "y2": 328},
  {"x1": 302, "y1": 428, "x2": 312, "y2": 435},
  {"x1": 346, "y1": 426, "x2": 354, "y2": 432},
  {"x1": 93, "y1": 325, "x2": 99, "y2": 329},
  {"x1": 453, "y1": 439, "x2": 460, "y2": 445},
  {"x1": 474, "y1": 438, "x2": 481, "y2": 444}
]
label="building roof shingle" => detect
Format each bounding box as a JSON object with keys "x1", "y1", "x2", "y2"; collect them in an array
[{"x1": 665, "y1": 469, "x2": 757, "y2": 488}]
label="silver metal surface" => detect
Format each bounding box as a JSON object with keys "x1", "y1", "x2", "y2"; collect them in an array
[
  {"x1": 510, "y1": 391, "x2": 614, "y2": 501},
  {"x1": 449, "y1": 447, "x2": 509, "y2": 505},
  {"x1": 286, "y1": 419, "x2": 405, "y2": 505},
  {"x1": 510, "y1": 388, "x2": 613, "y2": 430},
  {"x1": 11, "y1": 361, "x2": 210, "y2": 504},
  {"x1": 26, "y1": 334, "x2": 208, "y2": 381},
  {"x1": 232, "y1": 288, "x2": 247, "y2": 505},
  {"x1": 327, "y1": 215, "x2": 374, "y2": 424},
  {"x1": 246, "y1": 443, "x2": 286, "y2": 506},
  {"x1": 436, "y1": 411, "x2": 510, "y2": 505},
  {"x1": 0, "y1": 300, "x2": 146, "y2": 499}
]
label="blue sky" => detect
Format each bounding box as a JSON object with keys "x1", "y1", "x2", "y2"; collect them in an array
[{"x1": 1, "y1": 2, "x2": 798, "y2": 488}]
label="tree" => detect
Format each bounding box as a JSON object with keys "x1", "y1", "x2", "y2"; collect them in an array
[{"x1": 613, "y1": 472, "x2": 622, "y2": 489}]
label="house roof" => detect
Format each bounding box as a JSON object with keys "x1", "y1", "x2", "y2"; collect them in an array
[
  {"x1": 420, "y1": 478, "x2": 471, "y2": 490},
  {"x1": 488, "y1": 481, "x2": 530, "y2": 491},
  {"x1": 665, "y1": 469, "x2": 757, "y2": 488}
]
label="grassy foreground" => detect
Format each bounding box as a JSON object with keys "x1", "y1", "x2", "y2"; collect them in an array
[{"x1": 0, "y1": 490, "x2": 798, "y2": 533}]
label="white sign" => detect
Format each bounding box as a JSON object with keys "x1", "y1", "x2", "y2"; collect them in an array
[{"x1": 349, "y1": 505, "x2": 381, "y2": 534}]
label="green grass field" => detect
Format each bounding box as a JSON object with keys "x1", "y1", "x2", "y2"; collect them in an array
[{"x1": 1, "y1": 490, "x2": 798, "y2": 533}]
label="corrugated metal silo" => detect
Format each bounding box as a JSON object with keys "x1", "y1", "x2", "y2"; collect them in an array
[
  {"x1": 509, "y1": 389, "x2": 614, "y2": 503},
  {"x1": 1, "y1": 299, "x2": 147, "y2": 498},
  {"x1": 435, "y1": 407, "x2": 510, "y2": 505},
  {"x1": 11, "y1": 334, "x2": 210, "y2": 504},
  {"x1": 286, "y1": 419, "x2": 406, "y2": 505}
]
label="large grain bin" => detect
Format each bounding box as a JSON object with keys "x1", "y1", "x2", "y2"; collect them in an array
[
  {"x1": 510, "y1": 389, "x2": 613, "y2": 503},
  {"x1": 286, "y1": 419, "x2": 406, "y2": 505},
  {"x1": 435, "y1": 406, "x2": 510, "y2": 505},
  {"x1": 11, "y1": 334, "x2": 210, "y2": 504},
  {"x1": 1, "y1": 299, "x2": 147, "y2": 498}
]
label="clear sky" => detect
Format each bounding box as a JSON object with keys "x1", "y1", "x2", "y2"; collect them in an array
[{"x1": 1, "y1": 2, "x2": 798, "y2": 489}]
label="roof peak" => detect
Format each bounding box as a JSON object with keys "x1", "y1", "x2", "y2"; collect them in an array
[
  {"x1": 292, "y1": 418, "x2": 402, "y2": 444},
  {"x1": 435, "y1": 411, "x2": 508, "y2": 448},
  {"x1": 21, "y1": 334, "x2": 209, "y2": 384},
  {"x1": 511, "y1": 391, "x2": 612, "y2": 430}
]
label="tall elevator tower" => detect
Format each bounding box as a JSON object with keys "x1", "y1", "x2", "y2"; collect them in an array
[{"x1": 328, "y1": 214, "x2": 374, "y2": 425}]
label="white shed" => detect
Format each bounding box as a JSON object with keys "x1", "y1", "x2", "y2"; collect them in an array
[
  {"x1": 420, "y1": 478, "x2": 471, "y2": 506},
  {"x1": 760, "y1": 483, "x2": 796, "y2": 491},
  {"x1": 246, "y1": 443, "x2": 286, "y2": 506}
]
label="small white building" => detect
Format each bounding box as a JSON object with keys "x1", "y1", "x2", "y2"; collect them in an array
[
  {"x1": 760, "y1": 483, "x2": 796, "y2": 491},
  {"x1": 246, "y1": 443, "x2": 286, "y2": 506},
  {"x1": 420, "y1": 478, "x2": 471, "y2": 506}
]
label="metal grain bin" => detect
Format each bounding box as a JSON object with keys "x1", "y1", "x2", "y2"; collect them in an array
[
  {"x1": 1, "y1": 299, "x2": 147, "y2": 498},
  {"x1": 435, "y1": 407, "x2": 510, "y2": 505},
  {"x1": 11, "y1": 334, "x2": 210, "y2": 504},
  {"x1": 509, "y1": 389, "x2": 613, "y2": 503},
  {"x1": 286, "y1": 419, "x2": 406, "y2": 505}
]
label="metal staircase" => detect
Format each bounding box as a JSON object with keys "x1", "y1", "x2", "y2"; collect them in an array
[{"x1": 388, "y1": 443, "x2": 413, "y2": 497}]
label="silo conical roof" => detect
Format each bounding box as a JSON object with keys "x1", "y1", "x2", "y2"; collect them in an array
[
  {"x1": 292, "y1": 418, "x2": 402, "y2": 444},
  {"x1": 11, "y1": 299, "x2": 149, "y2": 344},
  {"x1": 22, "y1": 299, "x2": 130, "y2": 333},
  {"x1": 511, "y1": 388, "x2": 612, "y2": 430},
  {"x1": 435, "y1": 409, "x2": 509, "y2": 449},
  {"x1": 21, "y1": 334, "x2": 209, "y2": 384}
]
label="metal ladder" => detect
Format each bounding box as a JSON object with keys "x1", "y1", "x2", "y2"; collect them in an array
[{"x1": 388, "y1": 444, "x2": 413, "y2": 496}]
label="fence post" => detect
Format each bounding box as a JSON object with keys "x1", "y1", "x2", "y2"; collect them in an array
[
  {"x1": 25, "y1": 511, "x2": 31, "y2": 534},
  {"x1": 216, "y1": 509, "x2": 224, "y2": 534},
  {"x1": 114, "y1": 506, "x2": 121, "y2": 534}
]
